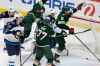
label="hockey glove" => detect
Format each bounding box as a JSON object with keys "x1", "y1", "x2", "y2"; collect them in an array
[
  {"x1": 13, "y1": 30, "x2": 24, "y2": 43},
  {"x1": 19, "y1": 35, "x2": 25, "y2": 43},
  {"x1": 69, "y1": 27, "x2": 74, "y2": 34},
  {"x1": 13, "y1": 30, "x2": 21, "y2": 38},
  {"x1": 61, "y1": 30, "x2": 67, "y2": 37}
]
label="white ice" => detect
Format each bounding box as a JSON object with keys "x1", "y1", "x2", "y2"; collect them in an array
[{"x1": 0, "y1": 50, "x2": 100, "y2": 66}]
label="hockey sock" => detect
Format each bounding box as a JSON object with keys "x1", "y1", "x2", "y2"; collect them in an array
[{"x1": 8, "y1": 55, "x2": 16, "y2": 66}]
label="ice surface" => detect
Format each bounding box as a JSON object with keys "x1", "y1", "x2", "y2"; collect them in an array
[
  {"x1": 0, "y1": 51, "x2": 100, "y2": 66},
  {"x1": 0, "y1": 19, "x2": 100, "y2": 66}
]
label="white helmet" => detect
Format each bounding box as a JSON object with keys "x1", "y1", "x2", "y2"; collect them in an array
[{"x1": 9, "y1": 8, "x2": 16, "y2": 13}]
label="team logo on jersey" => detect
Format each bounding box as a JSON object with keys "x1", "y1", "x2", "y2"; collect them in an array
[{"x1": 40, "y1": 26, "x2": 47, "y2": 31}]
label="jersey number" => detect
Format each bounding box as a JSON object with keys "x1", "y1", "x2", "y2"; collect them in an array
[{"x1": 37, "y1": 30, "x2": 47, "y2": 40}]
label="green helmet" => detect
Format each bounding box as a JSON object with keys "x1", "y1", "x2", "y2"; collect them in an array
[
  {"x1": 30, "y1": 2, "x2": 45, "y2": 18},
  {"x1": 61, "y1": 2, "x2": 75, "y2": 14},
  {"x1": 32, "y1": 3, "x2": 44, "y2": 12}
]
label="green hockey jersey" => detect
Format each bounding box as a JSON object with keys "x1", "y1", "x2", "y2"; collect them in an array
[
  {"x1": 56, "y1": 13, "x2": 70, "y2": 30},
  {"x1": 22, "y1": 13, "x2": 35, "y2": 38},
  {"x1": 22, "y1": 1, "x2": 45, "y2": 38},
  {"x1": 36, "y1": 19, "x2": 54, "y2": 46}
]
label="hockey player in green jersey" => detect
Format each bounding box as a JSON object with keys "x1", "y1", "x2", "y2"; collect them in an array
[
  {"x1": 33, "y1": 19, "x2": 55, "y2": 66},
  {"x1": 22, "y1": 0, "x2": 47, "y2": 38},
  {"x1": 54, "y1": 3, "x2": 84, "y2": 63},
  {"x1": 32, "y1": 9, "x2": 67, "y2": 66}
]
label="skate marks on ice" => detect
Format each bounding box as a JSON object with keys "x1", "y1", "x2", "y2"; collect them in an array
[
  {"x1": 59, "y1": 56, "x2": 100, "y2": 66},
  {"x1": 22, "y1": 56, "x2": 100, "y2": 66},
  {"x1": 0, "y1": 52, "x2": 100, "y2": 66}
]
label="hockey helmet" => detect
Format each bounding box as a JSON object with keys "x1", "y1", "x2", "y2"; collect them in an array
[
  {"x1": 9, "y1": 8, "x2": 16, "y2": 13},
  {"x1": 62, "y1": 3, "x2": 75, "y2": 14}
]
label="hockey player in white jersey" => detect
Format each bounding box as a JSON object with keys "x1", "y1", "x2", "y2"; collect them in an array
[
  {"x1": 3, "y1": 14, "x2": 24, "y2": 66},
  {"x1": 0, "y1": 8, "x2": 17, "y2": 35}
]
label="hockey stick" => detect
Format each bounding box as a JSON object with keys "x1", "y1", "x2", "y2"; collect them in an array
[
  {"x1": 18, "y1": 36, "x2": 24, "y2": 66},
  {"x1": 74, "y1": 34, "x2": 100, "y2": 62},
  {"x1": 22, "y1": 41, "x2": 36, "y2": 65},
  {"x1": 22, "y1": 37, "x2": 36, "y2": 44},
  {"x1": 55, "y1": 28, "x2": 91, "y2": 38},
  {"x1": 22, "y1": 50, "x2": 33, "y2": 65},
  {"x1": 19, "y1": 45, "x2": 23, "y2": 66}
]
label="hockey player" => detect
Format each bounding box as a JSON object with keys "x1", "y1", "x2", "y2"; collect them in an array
[
  {"x1": 54, "y1": 3, "x2": 84, "y2": 63},
  {"x1": 33, "y1": 19, "x2": 54, "y2": 66},
  {"x1": 3, "y1": 14, "x2": 24, "y2": 66},
  {"x1": 22, "y1": 0, "x2": 46, "y2": 55},
  {"x1": 32, "y1": 11, "x2": 67, "y2": 66},
  {"x1": 22, "y1": 0, "x2": 48, "y2": 39},
  {"x1": 0, "y1": 8, "x2": 16, "y2": 31}
]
